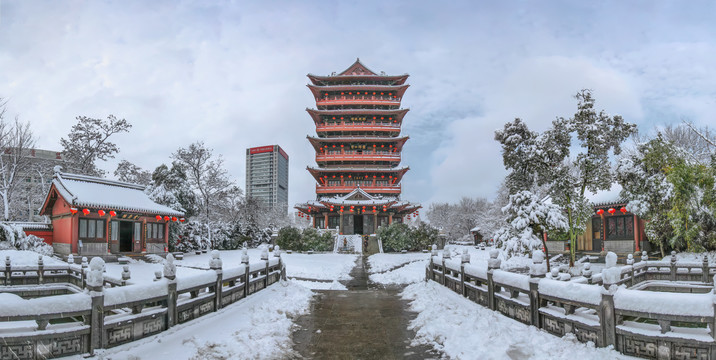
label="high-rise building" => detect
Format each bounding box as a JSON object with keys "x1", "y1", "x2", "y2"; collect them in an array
[
  {"x1": 245, "y1": 145, "x2": 289, "y2": 209},
  {"x1": 295, "y1": 59, "x2": 421, "y2": 235}
]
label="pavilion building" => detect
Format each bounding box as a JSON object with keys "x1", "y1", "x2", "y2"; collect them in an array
[
  {"x1": 38, "y1": 167, "x2": 184, "y2": 255},
  {"x1": 295, "y1": 59, "x2": 421, "y2": 235}
]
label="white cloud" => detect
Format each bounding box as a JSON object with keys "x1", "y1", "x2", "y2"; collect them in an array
[{"x1": 0, "y1": 1, "x2": 714, "y2": 211}]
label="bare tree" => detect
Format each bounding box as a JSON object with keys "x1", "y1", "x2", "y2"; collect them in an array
[
  {"x1": 60, "y1": 115, "x2": 131, "y2": 176},
  {"x1": 0, "y1": 99, "x2": 37, "y2": 221},
  {"x1": 114, "y1": 160, "x2": 151, "y2": 185},
  {"x1": 172, "y1": 142, "x2": 234, "y2": 223}
]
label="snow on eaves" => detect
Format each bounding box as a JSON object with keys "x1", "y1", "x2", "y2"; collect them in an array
[{"x1": 53, "y1": 173, "x2": 184, "y2": 216}]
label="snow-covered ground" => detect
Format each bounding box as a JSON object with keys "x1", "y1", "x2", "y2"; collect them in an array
[
  {"x1": 0, "y1": 250, "x2": 64, "y2": 266},
  {"x1": 367, "y1": 245, "x2": 534, "y2": 286},
  {"x1": 402, "y1": 281, "x2": 632, "y2": 360},
  {"x1": 85, "y1": 281, "x2": 313, "y2": 360}
]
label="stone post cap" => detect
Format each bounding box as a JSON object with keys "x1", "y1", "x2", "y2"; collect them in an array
[
  {"x1": 461, "y1": 248, "x2": 470, "y2": 264},
  {"x1": 209, "y1": 250, "x2": 222, "y2": 270},
  {"x1": 87, "y1": 257, "x2": 105, "y2": 290},
  {"x1": 442, "y1": 246, "x2": 451, "y2": 259},
  {"x1": 164, "y1": 253, "x2": 176, "y2": 280},
  {"x1": 532, "y1": 250, "x2": 545, "y2": 264},
  {"x1": 241, "y1": 248, "x2": 249, "y2": 264},
  {"x1": 261, "y1": 247, "x2": 269, "y2": 261}
]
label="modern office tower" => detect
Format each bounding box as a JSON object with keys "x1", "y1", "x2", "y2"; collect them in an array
[{"x1": 245, "y1": 145, "x2": 289, "y2": 209}]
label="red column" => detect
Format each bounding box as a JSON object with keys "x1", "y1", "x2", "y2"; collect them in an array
[
  {"x1": 324, "y1": 213, "x2": 328, "y2": 229},
  {"x1": 633, "y1": 214, "x2": 640, "y2": 252}
]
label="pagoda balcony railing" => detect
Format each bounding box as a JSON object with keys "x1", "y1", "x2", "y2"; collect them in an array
[
  {"x1": 316, "y1": 123, "x2": 401, "y2": 132},
  {"x1": 316, "y1": 95, "x2": 401, "y2": 106},
  {"x1": 316, "y1": 184, "x2": 401, "y2": 194},
  {"x1": 316, "y1": 153, "x2": 401, "y2": 163}
]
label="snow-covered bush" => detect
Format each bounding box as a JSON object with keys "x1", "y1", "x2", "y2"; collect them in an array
[
  {"x1": 0, "y1": 223, "x2": 53, "y2": 256},
  {"x1": 301, "y1": 227, "x2": 333, "y2": 252},
  {"x1": 495, "y1": 191, "x2": 568, "y2": 257},
  {"x1": 276, "y1": 226, "x2": 302, "y2": 250}
]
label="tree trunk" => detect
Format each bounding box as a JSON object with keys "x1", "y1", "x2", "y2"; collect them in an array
[
  {"x1": 541, "y1": 231, "x2": 551, "y2": 272},
  {"x1": 2, "y1": 190, "x2": 8, "y2": 221}
]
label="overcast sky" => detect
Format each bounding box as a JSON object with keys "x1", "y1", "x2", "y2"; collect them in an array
[{"x1": 1, "y1": 1, "x2": 714, "y2": 210}]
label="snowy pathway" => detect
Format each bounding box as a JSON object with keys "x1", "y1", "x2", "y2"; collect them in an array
[{"x1": 291, "y1": 257, "x2": 439, "y2": 359}]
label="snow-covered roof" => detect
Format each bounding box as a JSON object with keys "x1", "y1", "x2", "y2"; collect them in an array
[
  {"x1": 470, "y1": 226, "x2": 480, "y2": 232},
  {"x1": 295, "y1": 187, "x2": 421, "y2": 212},
  {"x1": 6, "y1": 221, "x2": 51, "y2": 231},
  {"x1": 47, "y1": 172, "x2": 183, "y2": 216}
]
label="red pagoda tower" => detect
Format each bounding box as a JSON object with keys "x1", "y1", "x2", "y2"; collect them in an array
[{"x1": 295, "y1": 59, "x2": 421, "y2": 235}]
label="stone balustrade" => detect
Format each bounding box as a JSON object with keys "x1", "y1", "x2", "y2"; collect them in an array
[
  {"x1": 426, "y1": 251, "x2": 716, "y2": 359},
  {"x1": 0, "y1": 252, "x2": 286, "y2": 359}
]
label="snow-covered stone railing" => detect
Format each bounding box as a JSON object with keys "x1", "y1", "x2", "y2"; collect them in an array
[
  {"x1": 0, "y1": 254, "x2": 125, "y2": 290},
  {"x1": 426, "y1": 250, "x2": 716, "y2": 359},
  {"x1": 0, "y1": 251, "x2": 287, "y2": 359},
  {"x1": 587, "y1": 251, "x2": 716, "y2": 288}
]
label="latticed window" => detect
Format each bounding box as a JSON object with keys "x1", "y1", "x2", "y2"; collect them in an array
[{"x1": 606, "y1": 216, "x2": 634, "y2": 240}]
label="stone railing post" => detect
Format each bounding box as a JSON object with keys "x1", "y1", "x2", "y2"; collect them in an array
[
  {"x1": 279, "y1": 256, "x2": 286, "y2": 281},
  {"x1": 87, "y1": 257, "x2": 105, "y2": 354},
  {"x1": 37, "y1": 255, "x2": 44, "y2": 284},
  {"x1": 262, "y1": 247, "x2": 269, "y2": 288},
  {"x1": 641, "y1": 250, "x2": 648, "y2": 262},
  {"x1": 529, "y1": 278, "x2": 540, "y2": 327},
  {"x1": 599, "y1": 286, "x2": 617, "y2": 348},
  {"x1": 583, "y1": 263, "x2": 593, "y2": 284},
  {"x1": 711, "y1": 275, "x2": 716, "y2": 341},
  {"x1": 121, "y1": 265, "x2": 131, "y2": 286},
  {"x1": 487, "y1": 249, "x2": 501, "y2": 311},
  {"x1": 164, "y1": 254, "x2": 177, "y2": 328},
  {"x1": 210, "y1": 250, "x2": 223, "y2": 311},
  {"x1": 528, "y1": 250, "x2": 545, "y2": 326},
  {"x1": 5, "y1": 255, "x2": 11, "y2": 285},
  {"x1": 80, "y1": 257, "x2": 89, "y2": 289},
  {"x1": 426, "y1": 254, "x2": 433, "y2": 283},
  {"x1": 242, "y1": 248, "x2": 250, "y2": 297},
  {"x1": 626, "y1": 254, "x2": 634, "y2": 287},
  {"x1": 460, "y1": 249, "x2": 470, "y2": 297},
  {"x1": 702, "y1": 255, "x2": 709, "y2": 284},
  {"x1": 441, "y1": 258, "x2": 447, "y2": 286},
  {"x1": 670, "y1": 251, "x2": 677, "y2": 281}
]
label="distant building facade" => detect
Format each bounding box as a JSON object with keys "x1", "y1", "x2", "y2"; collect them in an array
[
  {"x1": 5, "y1": 148, "x2": 66, "y2": 221},
  {"x1": 245, "y1": 145, "x2": 289, "y2": 209}
]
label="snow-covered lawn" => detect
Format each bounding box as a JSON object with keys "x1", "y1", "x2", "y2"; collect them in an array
[
  {"x1": 368, "y1": 252, "x2": 428, "y2": 273},
  {"x1": 0, "y1": 250, "x2": 65, "y2": 266},
  {"x1": 402, "y1": 281, "x2": 633, "y2": 360},
  {"x1": 367, "y1": 245, "x2": 535, "y2": 286},
  {"x1": 86, "y1": 280, "x2": 313, "y2": 360}
]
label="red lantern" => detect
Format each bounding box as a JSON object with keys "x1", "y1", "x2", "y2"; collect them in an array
[
  {"x1": 109, "y1": 210, "x2": 117, "y2": 217},
  {"x1": 98, "y1": 210, "x2": 106, "y2": 216},
  {"x1": 70, "y1": 208, "x2": 78, "y2": 214},
  {"x1": 596, "y1": 209, "x2": 604, "y2": 215},
  {"x1": 82, "y1": 208, "x2": 90, "y2": 215},
  {"x1": 620, "y1": 207, "x2": 627, "y2": 214},
  {"x1": 608, "y1": 208, "x2": 616, "y2": 214},
  {"x1": 179, "y1": 218, "x2": 186, "y2": 223},
  {"x1": 156, "y1": 215, "x2": 162, "y2": 221},
  {"x1": 172, "y1": 216, "x2": 178, "y2": 222}
]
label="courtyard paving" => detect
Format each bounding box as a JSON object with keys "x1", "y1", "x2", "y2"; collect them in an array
[{"x1": 292, "y1": 257, "x2": 439, "y2": 359}]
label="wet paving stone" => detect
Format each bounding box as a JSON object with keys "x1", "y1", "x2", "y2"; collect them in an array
[{"x1": 292, "y1": 257, "x2": 439, "y2": 360}]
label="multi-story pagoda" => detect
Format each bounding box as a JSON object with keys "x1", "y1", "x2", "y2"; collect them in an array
[{"x1": 295, "y1": 59, "x2": 421, "y2": 235}]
